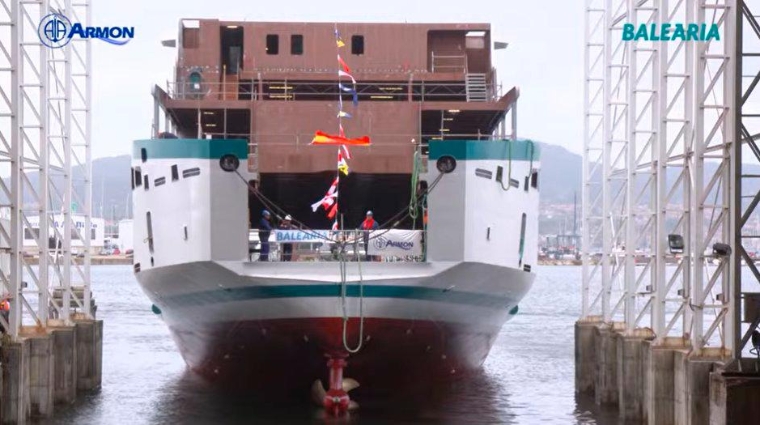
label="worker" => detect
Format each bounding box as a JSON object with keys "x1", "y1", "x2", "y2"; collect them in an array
[
  {"x1": 360, "y1": 210, "x2": 379, "y2": 261},
  {"x1": 0, "y1": 294, "x2": 9, "y2": 334},
  {"x1": 279, "y1": 215, "x2": 295, "y2": 262},
  {"x1": 259, "y1": 210, "x2": 273, "y2": 261}
]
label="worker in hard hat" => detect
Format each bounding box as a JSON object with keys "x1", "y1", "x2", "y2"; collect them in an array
[
  {"x1": 279, "y1": 214, "x2": 295, "y2": 261},
  {"x1": 359, "y1": 210, "x2": 380, "y2": 261},
  {"x1": 259, "y1": 210, "x2": 273, "y2": 261}
]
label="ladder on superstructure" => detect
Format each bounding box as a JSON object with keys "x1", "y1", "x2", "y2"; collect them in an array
[{"x1": 465, "y1": 73, "x2": 488, "y2": 102}]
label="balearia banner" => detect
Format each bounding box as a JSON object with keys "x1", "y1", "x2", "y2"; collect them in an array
[
  {"x1": 274, "y1": 229, "x2": 331, "y2": 243},
  {"x1": 367, "y1": 230, "x2": 422, "y2": 256}
]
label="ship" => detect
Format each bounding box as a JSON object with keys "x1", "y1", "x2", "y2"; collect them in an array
[{"x1": 132, "y1": 19, "x2": 540, "y2": 415}]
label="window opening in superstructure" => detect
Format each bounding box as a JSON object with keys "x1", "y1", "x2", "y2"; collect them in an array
[
  {"x1": 181, "y1": 20, "x2": 200, "y2": 49},
  {"x1": 266, "y1": 34, "x2": 279, "y2": 55},
  {"x1": 91, "y1": 228, "x2": 96, "y2": 240},
  {"x1": 519, "y1": 213, "x2": 527, "y2": 265},
  {"x1": 531, "y1": 170, "x2": 539, "y2": 189},
  {"x1": 183, "y1": 167, "x2": 201, "y2": 178},
  {"x1": 171, "y1": 165, "x2": 179, "y2": 181},
  {"x1": 291, "y1": 34, "x2": 303, "y2": 55},
  {"x1": 155, "y1": 177, "x2": 166, "y2": 187},
  {"x1": 131, "y1": 167, "x2": 135, "y2": 189},
  {"x1": 140, "y1": 148, "x2": 147, "y2": 163},
  {"x1": 351, "y1": 35, "x2": 364, "y2": 55},
  {"x1": 134, "y1": 167, "x2": 142, "y2": 187},
  {"x1": 143, "y1": 175, "x2": 150, "y2": 190},
  {"x1": 465, "y1": 31, "x2": 486, "y2": 49},
  {"x1": 221, "y1": 26, "x2": 244, "y2": 74}
]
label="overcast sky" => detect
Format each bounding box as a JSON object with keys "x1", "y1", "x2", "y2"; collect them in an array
[{"x1": 91, "y1": 0, "x2": 582, "y2": 159}]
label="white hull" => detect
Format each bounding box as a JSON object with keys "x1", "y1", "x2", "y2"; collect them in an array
[
  {"x1": 130, "y1": 137, "x2": 540, "y2": 389},
  {"x1": 139, "y1": 260, "x2": 532, "y2": 328}
]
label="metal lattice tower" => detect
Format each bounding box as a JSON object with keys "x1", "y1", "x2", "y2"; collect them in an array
[
  {"x1": 739, "y1": 0, "x2": 760, "y2": 358},
  {"x1": 583, "y1": 0, "x2": 742, "y2": 357},
  {"x1": 0, "y1": 0, "x2": 91, "y2": 338}
]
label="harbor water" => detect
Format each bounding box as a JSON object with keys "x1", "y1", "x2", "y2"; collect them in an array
[{"x1": 39, "y1": 265, "x2": 619, "y2": 425}]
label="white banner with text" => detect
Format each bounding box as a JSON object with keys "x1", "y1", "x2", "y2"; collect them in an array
[{"x1": 367, "y1": 230, "x2": 422, "y2": 256}]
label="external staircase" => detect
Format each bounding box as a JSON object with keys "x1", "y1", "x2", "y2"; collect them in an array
[{"x1": 465, "y1": 73, "x2": 488, "y2": 102}]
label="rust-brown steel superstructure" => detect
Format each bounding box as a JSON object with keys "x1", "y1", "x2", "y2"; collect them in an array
[{"x1": 152, "y1": 19, "x2": 518, "y2": 227}]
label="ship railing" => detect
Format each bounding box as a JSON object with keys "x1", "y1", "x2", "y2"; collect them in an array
[
  {"x1": 164, "y1": 79, "x2": 502, "y2": 102},
  {"x1": 430, "y1": 52, "x2": 468, "y2": 73},
  {"x1": 247, "y1": 229, "x2": 426, "y2": 263}
]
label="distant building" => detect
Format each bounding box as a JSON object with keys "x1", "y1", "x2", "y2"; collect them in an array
[
  {"x1": 25, "y1": 215, "x2": 105, "y2": 254},
  {"x1": 117, "y1": 219, "x2": 133, "y2": 251}
]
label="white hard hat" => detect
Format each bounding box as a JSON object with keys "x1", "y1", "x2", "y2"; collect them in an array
[
  {"x1": 366, "y1": 210, "x2": 373, "y2": 216},
  {"x1": 285, "y1": 215, "x2": 292, "y2": 220}
]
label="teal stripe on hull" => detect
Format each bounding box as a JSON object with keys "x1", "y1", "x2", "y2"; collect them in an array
[
  {"x1": 160, "y1": 284, "x2": 516, "y2": 310},
  {"x1": 133, "y1": 139, "x2": 248, "y2": 160},
  {"x1": 428, "y1": 139, "x2": 540, "y2": 162}
]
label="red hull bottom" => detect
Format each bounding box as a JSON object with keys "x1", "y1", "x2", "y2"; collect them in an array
[{"x1": 168, "y1": 318, "x2": 501, "y2": 397}]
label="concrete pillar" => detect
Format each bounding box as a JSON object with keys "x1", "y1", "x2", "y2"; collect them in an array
[
  {"x1": 575, "y1": 317, "x2": 601, "y2": 395},
  {"x1": 2, "y1": 339, "x2": 31, "y2": 424},
  {"x1": 616, "y1": 329, "x2": 654, "y2": 422},
  {"x1": 686, "y1": 358, "x2": 715, "y2": 425},
  {"x1": 27, "y1": 334, "x2": 54, "y2": 418},
  {"x1": 709, "y1": 368, "x2": 727, "y2": 425},
  {"x1": 75, "y1": 320, "x2": 103, "y2": 391},
  {"x1": 674, "y1": 350, "x2": 688, "y2": 425},
  {"x1": 709, "y1": 360, "x2": 760, "y2": 425},
  {"x1": 51, "y1": 326, "x2": 77, "y2": 404},
  {"x1": 646, "y1": 344, "x2": 674, "y2": 425},
  {"x1": 674, "y1": 351, "x2": 717, "y2": 425},
  {"x1": 645, "y1": 338, "x2": 689, "y2": 425},
  {"x1": 594, "y1": 323, "x2": 620, "y2": 405}
]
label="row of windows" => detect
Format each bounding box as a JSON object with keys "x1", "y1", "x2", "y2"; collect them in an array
[
  {"x1": 266, "y1": 34, "x2": 364, "y2": 56},
  {"x1": 132, "y1": 165, "x2": 201, "y2": 191}
]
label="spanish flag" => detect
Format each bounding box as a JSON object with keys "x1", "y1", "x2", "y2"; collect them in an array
[{"x1": 311, "y1": 130, "x2": 370, "y2": 146}]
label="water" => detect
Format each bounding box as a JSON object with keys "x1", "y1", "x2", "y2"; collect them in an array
[{"x1": 40, "y1": 265, "x2": 620, "y2": 425}]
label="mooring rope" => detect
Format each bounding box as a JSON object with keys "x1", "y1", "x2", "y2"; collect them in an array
[
  {"x1": 228, "y1": 159, "x2": 449, "y2": 355},
  {"x1": 232, "y1": 168, "x2": 445, "y2": 244},
  {"x1": 408, "y1": 148, "x2": 422, "y2": 228}
]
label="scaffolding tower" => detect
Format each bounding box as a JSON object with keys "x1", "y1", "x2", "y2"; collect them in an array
[
  {"x1": 583, "y1": 0, "x2": 752, "y2": 359},
  {"x1": 0, "y1": 0, "x2": 92, "y2": 338}
]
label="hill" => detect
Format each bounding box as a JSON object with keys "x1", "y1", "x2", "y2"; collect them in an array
[
  {"x1": 537, "y1": 143, "x2": 582, "y2": 204},
  {"x1": 87, "y1": 142, "x2": 586, "y2": 221}
]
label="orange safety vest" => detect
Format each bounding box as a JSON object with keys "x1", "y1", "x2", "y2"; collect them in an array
[
  {"x1": 360, "y1": 218, "x2": 377, "y2": 230},
  {"x1": 423, "y1": 209, "x2": 428, "y2": 225}
]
